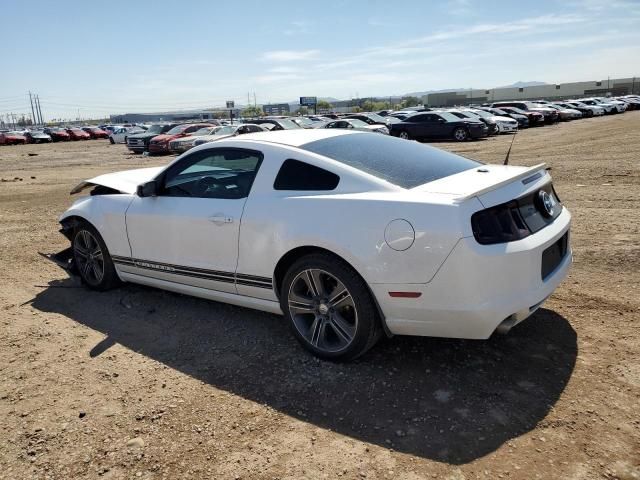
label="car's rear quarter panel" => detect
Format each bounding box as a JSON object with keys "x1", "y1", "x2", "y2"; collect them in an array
[{"x1": 222, "y1": 139, "x2": 476, "y2": 300}]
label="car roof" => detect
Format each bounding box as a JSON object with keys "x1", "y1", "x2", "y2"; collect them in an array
[{"x1": 222, "y1": 128, "x2": 358, "y2": 147}]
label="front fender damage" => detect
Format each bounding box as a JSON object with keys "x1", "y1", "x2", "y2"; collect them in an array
[{"x1": 38, "y1": 217, "x2": 79, "y2": 274}]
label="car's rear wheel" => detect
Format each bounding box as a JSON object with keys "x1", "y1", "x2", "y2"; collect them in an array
[
  {"x1": 72, "y1": 221, "x2": 120, "y2": 291},
  {"x1": 398, "y1": 131, "x2": 411, "y2": 140},
  {"x1": 453, "y1": 127, "x2": 468, "y2": 141},
  {"x1": 281, "y1": 253, "x2": 381, "y2": 361}
]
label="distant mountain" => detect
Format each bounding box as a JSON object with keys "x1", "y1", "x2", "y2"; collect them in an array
[
  {"x1": 495, "y1": 81, "x2": 549, "y2": 88},
  {"x1": 403, "y1": 88, "x2": 464, "y2": 97}
]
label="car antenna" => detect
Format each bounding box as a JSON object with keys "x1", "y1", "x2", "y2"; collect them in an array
[{"x1": 503, "y1": 131, "x2": 517, "y2": 165}]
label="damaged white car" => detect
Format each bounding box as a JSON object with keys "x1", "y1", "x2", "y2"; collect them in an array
[{"x1": 49, "y1": 130, "x2": 572, "y2": 361}]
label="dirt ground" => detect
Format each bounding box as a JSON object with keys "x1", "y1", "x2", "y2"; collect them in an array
[{"x1": 1, "y1": 114, "x2": 639, "y2": 480}]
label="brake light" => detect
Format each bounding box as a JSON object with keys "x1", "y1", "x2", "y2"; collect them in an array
[{"x1": 471, "y1": 201, "x2": 531, "y2": 245}]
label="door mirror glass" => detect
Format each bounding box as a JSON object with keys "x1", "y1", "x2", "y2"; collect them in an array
[{"x1": 137, "y1": 180, "x2": 158, "y2": 197}]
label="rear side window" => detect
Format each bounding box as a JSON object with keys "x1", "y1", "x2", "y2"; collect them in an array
[
  {"x1": 274, "y1": 159, "x2": 340, "y2": 191},
  {"x1": 301, "y1": 133, "x2": 480, "y2": 189}
]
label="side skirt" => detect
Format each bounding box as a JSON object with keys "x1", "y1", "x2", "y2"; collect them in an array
[{"x1": 118, "y1": 271, "x2": 283, "y2": 315}]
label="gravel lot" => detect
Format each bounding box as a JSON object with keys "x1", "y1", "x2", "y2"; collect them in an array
[{"x1": 1, "y1": 113, "x2": 639, "y2": 480}]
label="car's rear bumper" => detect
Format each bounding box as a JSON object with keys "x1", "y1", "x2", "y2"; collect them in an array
[{"x1": 372, "y1": 208, "x2": 572, "y2": 339}]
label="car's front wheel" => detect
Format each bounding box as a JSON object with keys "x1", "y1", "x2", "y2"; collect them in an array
[
  {"x1": 398, "y1": 130, "x2": 411, "y2": 140},
  {"x1": 281, "y1": 253, "x2": 381, "y2": 361},
  {"x1": 72, "y1": 221, "x2": 121, "y2": 291},
  {"x1": 109, "y1": 137, "x2": 115, "y2": 144},
  {"x1": 453, "y1": 127, "x2": 468, "y2": 141}
]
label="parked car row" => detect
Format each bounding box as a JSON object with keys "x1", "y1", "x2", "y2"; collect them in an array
[
  {"x1": 125, "y1": 120, "x2": 297, "y2": 155},
  {"x1": 381, "y1": 95, "x2": 639, "y2": 141},
  {"x1": 114, "y1": 94, "x2": 639, "y2": 155},
  {"x1": 0, "y1": 125, "x2": 116, "y2": 145}
]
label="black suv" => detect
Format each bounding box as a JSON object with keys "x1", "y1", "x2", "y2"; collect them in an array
[{"x1": 126, "y1": 123, "x2": 180, "y2": 153}]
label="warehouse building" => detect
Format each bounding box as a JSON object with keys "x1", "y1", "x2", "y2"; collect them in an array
[
  {"x1": 109, "y1": 109, "x2": 220, "y2": 123},
  {"x1": 426, "y1": 77, "x2": 639, "y2": 107}
]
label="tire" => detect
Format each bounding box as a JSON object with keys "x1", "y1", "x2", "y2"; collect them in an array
[
  {"x1": 280, "y1": 253, "x2": 382, "y2": 361},
  {"x1": 109, "y1": 137, "x2": 115, "y2": 144},
  {"x1": 72, "y1": 221, "x2": 121, "y2": 291},
  {"x1": 398, "y1": 130, "x2": 411, "y2": 140},
  {"x1": 453, "y1": 127, "x2": 468, "y2": 141}
]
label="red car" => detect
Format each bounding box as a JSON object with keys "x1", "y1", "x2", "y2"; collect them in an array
[
  {"x1": 43, "y1": 128, "x2": 71, "y2": 141},
  {"x1": 81, "y1": 127, "x2": 109, "y2": 139},
  {"x1": 66, "y1": 128, "x2": 91, "y2": 140},
  {"x1": 148, "y1": 123, "x2": 216, "y2": 154},
  {"x1": 0, "y1": 131, "x2": 27, "y2": 145}
]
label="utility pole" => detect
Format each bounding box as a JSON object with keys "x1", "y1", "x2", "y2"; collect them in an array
[
  {"x1": 36, "y1": 95, "x2": 44, "y2": 124},
  {"x1": 253, "y1": 92, "x2": 256, "y2": 107},
  {"x1": 29, "y1": 92, "x2": 37, "y2": 126}
]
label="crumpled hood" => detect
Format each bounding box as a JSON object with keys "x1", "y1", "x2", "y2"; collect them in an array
[{"x1": 70, "y1": 166, "x2": 164, "y2": 195}]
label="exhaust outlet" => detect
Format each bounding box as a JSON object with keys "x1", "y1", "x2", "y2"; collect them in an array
[{"x1": 495, "y1": 316, "x2": 517, "y2": 335}]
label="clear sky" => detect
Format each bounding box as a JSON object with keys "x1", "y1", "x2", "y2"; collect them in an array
[{"x1": 1, "y1": 0, "x2": 639, "y2": 120}]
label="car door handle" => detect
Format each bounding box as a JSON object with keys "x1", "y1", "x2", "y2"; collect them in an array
[{"x1": 209, "y1": 215, "x2": 234, "y2": 225}]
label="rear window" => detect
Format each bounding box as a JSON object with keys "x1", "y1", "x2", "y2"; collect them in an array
[
  {"x1": 274, "y1": 159, "x2": 339, "y2": 191},
  {"x1": 301, "y1": 133, "x2": 480, "y2": 189}
]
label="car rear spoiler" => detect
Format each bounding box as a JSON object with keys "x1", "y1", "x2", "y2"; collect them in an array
[{"x1": 454, "y1": 163, "x2": 548, "y2": 202}]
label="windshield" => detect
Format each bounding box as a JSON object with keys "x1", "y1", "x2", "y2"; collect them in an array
[
  {"x1": 302, "y1": 133, "x2": 480, "y2": 189},
  {"x1": 295, "y1": 117, "x2": 314, "y2": 126},
  {"x1": 438, "y1": 112, "x2": 465, "y2": 122},
  {"x1": 277, "y1": 119, "x2": 302, "y2": 129},
  {"x1": 212, "y1": 126, "x2": 235, "y2": 135},
  {"x1": 145, "y1": 125, "x2": 164, "y2": 134},
  {"x1": 193, "y1": 127, "x2": 214, "y2": 135},
  {"x1": 491, "y1": 108, "x2": 508, "y2": 115},
  {"x1": 385, "y1": 116, "x2": 401, "y2": 124},
  {"x1": 468, "y1": 109, "x2": 490, "y2": 118},
  {"x1": 363, "y1": 112, "x2": 387, "y2": 123},
  {"x1": 348, "y1": 119, "x2": 370, "y2": 128},
  {"x1": 166, "y1": 125, "x2": 189, "y2": 135}
]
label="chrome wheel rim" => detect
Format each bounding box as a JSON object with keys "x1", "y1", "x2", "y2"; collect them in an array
[
  {"x1": 454, "y1": 128, "x2": 466, "y2": 140},
  {"x1": 399, "y1": 131, "x2": 409, "y2": 139},
  {"x1": 74, "y1": 230, "x2": 105, "y2": 285},
  {"x1": 288, "y1": 269, "x2": 358, "y2": 353}
]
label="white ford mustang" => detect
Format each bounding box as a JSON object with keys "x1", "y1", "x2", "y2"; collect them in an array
[{"x1": 53, "y1": 130, "x2": 572, "y2": 360}]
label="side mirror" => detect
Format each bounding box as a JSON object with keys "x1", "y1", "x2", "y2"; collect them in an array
[{"x1": 137, "y1": 180, "x2": 158, "y2": 197}]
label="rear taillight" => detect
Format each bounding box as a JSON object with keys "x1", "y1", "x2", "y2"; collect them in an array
[{"x1": 471, "y1": 201, "x2": 531, "y2": 245}]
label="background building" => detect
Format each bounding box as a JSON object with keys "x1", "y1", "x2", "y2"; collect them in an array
[
  {"x1": 263, "y1": 103, "x2": 290, "y2": 115},
  {"x1": 425, "y1": 77, "x2": 639, "y2": 107},
  {"x1": 109, "y1": 109, "x2": 219, "y2": 123}
]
